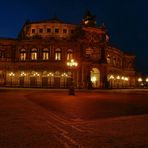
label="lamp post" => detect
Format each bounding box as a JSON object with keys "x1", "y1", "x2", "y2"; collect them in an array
[
  {"x1": 138, "y1": 77, "x2": 142, "y2": 88},
  {"x1": 9, "y1": 72, "x2": 15, "y2": 87},
  {"x1": 109, "y1": 75, "x2": 114, "y2": 89},
  {"x1": 67, "y1": 59, "x2": 78, "y2": 95}
]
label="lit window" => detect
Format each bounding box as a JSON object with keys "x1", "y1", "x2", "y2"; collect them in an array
[
  {"x1": 20, "y1": 49, "x2": 26, "y2": 61},
  {"x1": 55, "y1": 28, "x2": 59, "y2": 33},
  {"x1": 55, "y1": 48, "x2": 61, "y2": 61},
  {"x1": 20, "y1": 53, "x2": 26, "y2": 61},
  {"x1": 106, "y1": 54, "x2": 111, "y2": 64},
  {"x1": 67, "y1": 49, "x2": 73, "y2": 60},
  {"x1": 31, "y1": 48, "x2": 37, "y2": 60},
  {"x1": 43, "y1": 48, "x2": 49, "y2": 60}
]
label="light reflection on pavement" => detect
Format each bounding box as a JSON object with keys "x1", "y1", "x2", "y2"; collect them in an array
[{"x1": 0, "y1": 88, "x2": 148, "y2": 147}]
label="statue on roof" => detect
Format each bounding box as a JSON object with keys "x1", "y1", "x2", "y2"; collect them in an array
[{"x1": 81, "y1": 10, "x2": 96, "y2": 27}]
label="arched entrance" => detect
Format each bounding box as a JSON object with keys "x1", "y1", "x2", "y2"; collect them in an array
[{"x1": 90, "y1": 68, "x2": 100, "y2": 88}]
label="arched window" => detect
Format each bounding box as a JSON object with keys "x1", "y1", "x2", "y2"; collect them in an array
[
  {"x1": 67, "y1": 49, "x2": 73, "y2": 60},
  {"x1": 55, "y1": 48, "x2": 61, "y2": 61},
  {"x1": 113, "y1": 56, "x2": 116, "y2": 66},
  {"x1": 20, "y1": 49, "x2": 26, "y2": 61},
  {"x1": 106, "y1": 54, "x2": 111, "y2": 64},
  {"x1": 117, "y1": 58, "x2": 121, "y2": 67},
  {"x1": 31, "y1": 48, "x2": 37, "y2": 60},
  {"x1": 43, "y1": 48, "x2": 49, "y2": 60},
  {"x1": 90, "y1": 68, "x2": 100, "y2": 88}
]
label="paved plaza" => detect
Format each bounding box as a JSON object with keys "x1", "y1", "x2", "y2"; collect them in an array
[{"x1": 0, "y1": 88, "x2": 148, "y2": 147}]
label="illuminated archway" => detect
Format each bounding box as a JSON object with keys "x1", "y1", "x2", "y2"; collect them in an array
[{"x1": 90, "y1": 68, "x2": 100, "y2": 88}]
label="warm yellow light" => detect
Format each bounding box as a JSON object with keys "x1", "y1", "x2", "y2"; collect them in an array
[
  {"x1": 117, "y1": 76, "x2": 120, "y2": 79},
  {"x1": 20, "y1": 72, "x2": 26, "y2": 76},
  {"x1": 67, "y1": 59, "x2": 78, "y2": 67},
  {"x1": 146, "y1": 78, "x2": 148, "y2": 82},
  {"x1": 33, "y1": 72, "x2": 40, "y2": 76},
  {"x1": 61, "y1": 73, "x2": 68, "y2": 77},
  {"x1": 91, "y1": 76, "x2": 96, "y2": 82},
  {"x1": 125, "y1": 77, "x2": 129, "y2": 81},
  {"x1": 121, "y1": 76, "x2": 125, "y2": 80},
  {"x1": 47, "y1": 72, "x2": 54, "y2": 77},
  {"x1": 9, "y1": 72, "x2": 15, "y2": 77},
  {"x1": 109, "y1": 75, "x2": 114, "y2": 79},
  {"x1": 84, "y1": 20, "x2": 89, "y2": 24},
  {"x1": 138, "y1": 78, "x2": 142, "y2": 82}
]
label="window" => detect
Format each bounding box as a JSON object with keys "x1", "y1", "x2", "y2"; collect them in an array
[
  {"x1": 106, "y1": 54, "x2": 111, "y2": 64},
  {"x1": 113, "y1": 57, "x2": 116, "y2": 66},
  {"x1": 39, "y1": 28, "x2": 43, "y2": 33},
  {"x1": 31, "y1": 48, "x2": 37, "y2": 60},
  {"x1": 0, "y1": 50, "x2": 6, "y2": 59},
  {"x1": 43, "y1": 48, "x2": 49, "y2": 60},
  {"x1": 55, "y1": 48, "x2": 61, "y2": 61},
  {"x1": 85, "y1": 47, "x2": 93, "y2": 58},
  {"x1": 67, "y1": 49, "x2": 73, "y2": 60},
  {"x1": 71, "y1": 30, "x2": 74, "y2": 34},
  {"x1": 47, "y1": 28, "x2": 51, "y2": 33},
  {"x1": 55, "y1": 28, "x2": 59, "y2": 33},
  {"x1": 32, "y1": 29, "x2": 35, "y2": 33},
  {"x1": 63, "y1": 29, "x2": 67, "y2": 33},
  {"x1": 20, "y1": 49, "x2": 26, "y2": 61}
]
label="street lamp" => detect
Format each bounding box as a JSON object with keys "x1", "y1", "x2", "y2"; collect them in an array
[
  {"x1": 138, "y1": 78, "x2": 142, "y2": 82},
  {"x1": 9, "y1": 72, "x2": 15, "y2": 87},
  {"x1": 109, "y1": 75, "x2": 114, "y2": 88},
  {"x1": 47, "y1": 72, "x2": 54, "y2": 88},
  {"x1": 138, "y1": 77, "x2": 143, "y2": 88},
  {"x1": 67, "y1": 59, "x2": 78, "y2": 95}
]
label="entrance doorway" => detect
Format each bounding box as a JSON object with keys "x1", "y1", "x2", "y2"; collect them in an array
[
  {"x1": 42, "y1": 77, "x2": 48, "y2": 88},
  {"x1": 19, "y1": 77, "x2": 25, "y2": 87},
  {"x1": 30, "y1": 77, "x2": 37, "y2": 87},
  {"x1": 90, "y1": 68, "x2": 100, "y2": 88}
]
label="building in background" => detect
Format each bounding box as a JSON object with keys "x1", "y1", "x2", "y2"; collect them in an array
[{"x1": 0, "y1": 10, "x2": 136, "y2": 89}]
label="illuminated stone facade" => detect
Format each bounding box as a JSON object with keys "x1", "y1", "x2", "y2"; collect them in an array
[{"x1": 0, "y1": 11, "x2": 136, "y2": 88}]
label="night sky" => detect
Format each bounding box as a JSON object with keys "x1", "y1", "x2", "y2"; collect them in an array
[{"x1": 0, "y1": 0, "x2": 148, "y2": 74}]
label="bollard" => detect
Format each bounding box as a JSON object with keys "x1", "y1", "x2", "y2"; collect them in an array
[{"x1": 69, "y1": 85, "x2": 75, "y2": 95}]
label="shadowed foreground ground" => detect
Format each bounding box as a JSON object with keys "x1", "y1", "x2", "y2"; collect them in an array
[{"x1": 0, "y1": 88, "x2": 148, "y2": 147}]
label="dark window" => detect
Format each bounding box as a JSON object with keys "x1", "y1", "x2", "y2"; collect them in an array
[
  {"x1": 32, "y1": 29, "x2": 35, "y2": 33},
  {"x1": 0, "y1": 50, "x2": 6, "y2": 59},
  {"x1": 63, "y1": 29, "x2": 67, "y2": 33},
  {"x1": 71, "y1": 30, "x2": 74, "y2": 34},
  {"x1": 39, "y1": 28, "x2": 43, "y2": 33},
  {"x1": 47, "y1": 28, "x2": 51, "y2": 33},
  {"x1": 55, "y1": 28, "x2": 59, "y2": 33}
]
